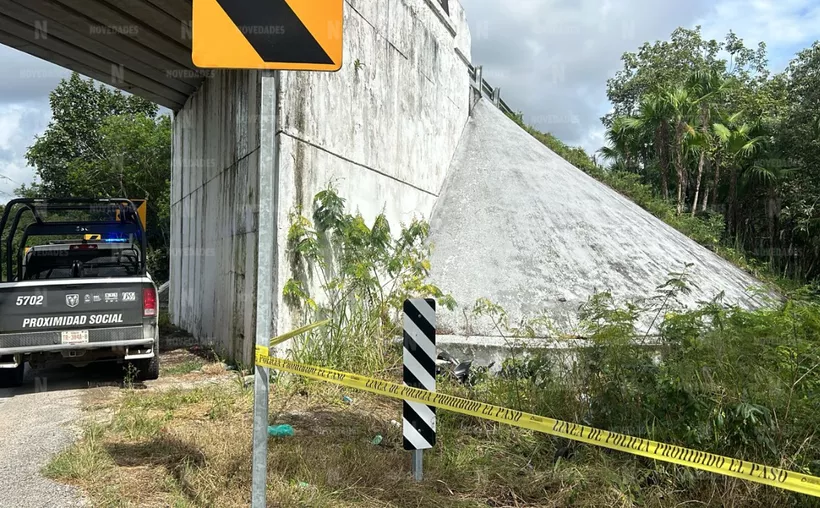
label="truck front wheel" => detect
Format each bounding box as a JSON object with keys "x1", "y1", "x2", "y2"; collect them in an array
[{"x1": 0, "y1": 362, "x2": 25, "y2": 388}]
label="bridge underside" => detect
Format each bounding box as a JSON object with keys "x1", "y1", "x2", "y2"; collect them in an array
[{"x1": 0, "y1": 0, "x2": 203, "y2": 110}]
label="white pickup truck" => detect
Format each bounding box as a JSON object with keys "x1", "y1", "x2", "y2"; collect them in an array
[{"x1": 0, "y1": 198, "x2": 160, "y2": 387}]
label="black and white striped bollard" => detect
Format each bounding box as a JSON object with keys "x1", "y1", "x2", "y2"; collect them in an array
[{"x1": 402, "y1": 298, "x2": 436, "y2": 481}]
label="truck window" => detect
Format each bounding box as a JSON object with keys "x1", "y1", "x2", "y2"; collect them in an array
[{"x1": 23, "y1": 247, "x2": 141, "y2": 280}]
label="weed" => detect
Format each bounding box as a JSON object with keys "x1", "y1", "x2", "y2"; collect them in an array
[
  {"x1": 158, "y1": 311, "x2": 172, "y2": 328},
  {"x1": 122, "y1": 361, "x2": 139, "y2": 389},
  {"x1": 461, "y1": 278, "x2": 820, "y2": 506},
  {"x1": 44, "y1": 182, "x2": 820, "y2": 506},
  {"x1": 44, "y1": 423, "x2": 111, "y2": 481}
]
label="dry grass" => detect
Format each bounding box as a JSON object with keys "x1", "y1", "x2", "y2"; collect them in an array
[{"x1": 45, "y1": 369, "x2": 795, "y2": 508}]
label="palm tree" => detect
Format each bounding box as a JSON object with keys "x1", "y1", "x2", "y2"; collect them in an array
[
  {"x1": 712, "y1": 113, "x2": 767, "y2": 234},
  {"x1": 597, "y1": 144, "x2": 628, "y2": 170},
  {"x1": 599, "y1": 116, "x2": 640, "y2": 171},
  {"x1": 620, "y1": 94, "x2": 672, "y2": 199},
  {"x1": 687, "y1": 70, "x2": 725, "y2": 216},
  {"x1": 667, "y1": 86, "x2": 697, "y2": 215},
  {"x1": 742, "y1": 138, "x2": 795, "y2": 264},
  {"x1": 686, "y1": 127, "x2": 711, "y2": 215},
  {"x1": 701, "y1": 149, "x2": 721, "y2": 212}
]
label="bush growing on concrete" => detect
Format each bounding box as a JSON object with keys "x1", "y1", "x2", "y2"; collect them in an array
[{"x1": 283, "y1": 185, "x2": 455, "y2": 374}]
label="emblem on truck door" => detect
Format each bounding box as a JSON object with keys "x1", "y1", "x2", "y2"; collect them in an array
[{"x1": 66, "y1": 294, "x2": 80, "y2": 308}]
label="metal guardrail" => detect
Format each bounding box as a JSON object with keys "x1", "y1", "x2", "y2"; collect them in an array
[{"x1": 464, "y1": 59, "x2": 514, "y2": 117}]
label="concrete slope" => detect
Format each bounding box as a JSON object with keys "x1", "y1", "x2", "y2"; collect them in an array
[{"x1": 428, "y1": 99, "x2": 770, "y2": 339}]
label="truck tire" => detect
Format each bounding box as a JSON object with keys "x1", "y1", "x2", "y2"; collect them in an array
[
  {"x1": 133, "y1": 355, "x2": 160, "y2": 381},
  {"x1": 0, "y1": 362, "x2": 25, "y2": 388}
]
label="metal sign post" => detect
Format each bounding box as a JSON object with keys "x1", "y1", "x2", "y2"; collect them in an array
[
  {"x1": 249, "y1": 70, "x2": 279, "y2": 508},
  {"x1": 402, "y1": 298, "x2": 437, "y2": 481},
  {"x1": 411, "y1": 449, "x2": 424, "y2": 481},
  {"x1": 192, "y1": 1, "x2": 344, "y2": 505}
]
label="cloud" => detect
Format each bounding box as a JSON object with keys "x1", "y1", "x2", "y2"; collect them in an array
[
  {"x1": 0, "y1": 46, "x2": 69, "y2": 198},
  {"x1": 0, "y1": 45, "x2": 70, "y2": 105},
  {"x1": 461, "y1": 0, "x2": 712, "y2": 151},
  {"x1": 697, "y1": 0, "x2": 820, "y2": 68},
  {"x1": 703, "y1": 0, "x2": 820, "y2": 46},
  {"x1": 1, "y1": 0, "x2": 819, "y2": 198},
  {"x1": 0, "y1": 103, "x2": 53, "y2": 198},
  {"x1": 459, "y1": 0, "x2": 820, "y2": 155}
]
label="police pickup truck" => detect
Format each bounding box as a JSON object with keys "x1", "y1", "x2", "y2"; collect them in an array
[{"x1": 0, "y1": 198, "x2": 159, "y2": 387}]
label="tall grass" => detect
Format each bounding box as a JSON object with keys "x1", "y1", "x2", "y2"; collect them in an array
[{"x1": 461, "y1": 276, "x2": 820, "y2": 505}]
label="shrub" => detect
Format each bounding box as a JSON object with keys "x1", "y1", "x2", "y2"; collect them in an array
[
  {"x1": 282, "y1": 184, "x2": 454, "y2": 375},
  {"x1": 459, "y1": 273, "x2": 820, "y2": 504}
]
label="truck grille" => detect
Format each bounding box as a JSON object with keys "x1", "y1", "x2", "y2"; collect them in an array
[{"x1": 0, "y1": 326, "x2": 145, "y2": 349}]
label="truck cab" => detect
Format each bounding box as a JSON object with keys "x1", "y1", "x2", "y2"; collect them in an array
[{"x1": 0, "y1": 199, "x2": 160, "y2": 387}]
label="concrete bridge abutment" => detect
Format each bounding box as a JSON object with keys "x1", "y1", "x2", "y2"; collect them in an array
[{"x1": 169, "y1": 0, "x2": 473, "y2": 363}]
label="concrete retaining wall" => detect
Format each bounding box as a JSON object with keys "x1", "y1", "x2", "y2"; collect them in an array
[
  {"x1": 272, "y1": 0, "x2": 473, "y2": 336},
  {"x1": 170, "y1": 0, "x2": 473, "y2": 360},
  {"x1": 428, "y1": 99, "x2": 770, "y2": 340},
  {"x1": 170, "y1": 70, "x2": 261, "y2": 365}
]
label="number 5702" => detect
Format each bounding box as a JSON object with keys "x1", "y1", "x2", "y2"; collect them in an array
[{"x1": 16, "y1": 295, "x2": 44, "y2": 306}]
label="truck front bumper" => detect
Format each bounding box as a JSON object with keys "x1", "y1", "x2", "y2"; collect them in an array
[{"x1": 0, "y1": 326, "x2": 154, "y2": 355}]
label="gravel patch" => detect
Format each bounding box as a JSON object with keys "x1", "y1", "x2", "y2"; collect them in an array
[{"x1": 0, "y1": 366, "x2": 98, "y2": 508}]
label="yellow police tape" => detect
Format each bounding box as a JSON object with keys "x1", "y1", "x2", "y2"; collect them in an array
[{"x1": 255, "y1": 346, "x2": 820, "y2": 498}]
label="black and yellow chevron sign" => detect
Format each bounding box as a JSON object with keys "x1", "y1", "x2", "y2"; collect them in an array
[{"x1": 192, "y1": 0, "x2": 343, "y2": 71}]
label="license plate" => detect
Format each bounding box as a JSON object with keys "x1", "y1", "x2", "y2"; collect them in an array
[{"x1": 61, "y1": 330, "x2": 89, "y2": 344}]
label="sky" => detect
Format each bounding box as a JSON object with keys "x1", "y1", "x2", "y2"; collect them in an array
[
  {"x1": 1, "y1": 0, "x2": 820, "y2": 197},
  {"x1": 0, "y1": 47, "x2": 69, "y2": 199},
  {"x1": 460, "y1": 0, "x2": 820, "y2": 155}
]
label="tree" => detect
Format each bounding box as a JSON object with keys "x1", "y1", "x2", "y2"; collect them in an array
[
  {"x1": 24, "y1": 73, "x2": 158, "y2": 196},
  {"x1": 604, "y1": 27, "x2": 725, "y2": 123},
  {"x1": 19, "y1": 73, "x2": 172, "y2": 281},
  {"x1": 712, "y1": 113, "x2": 766, "y2": 235},
  {"x1": 744, "y1": 147, "x2": 794, "y2": 264},
  {"x1": 666, "y1": 86, "x2": 697, "y2": 215},
  {"x1": 620, "y1": 94, "x2": 672, "y2": 199},
  {"x1": 686, "y1": 70, "x2": 726, "y2": 216},
  {"x1": 600, "y1": 116, "x2": 641, "y2": 172},
  {"x1": 783, "y1": 43, "x2": 820, "y2": 192},
  {"x1": 596, "y1": 26, "x2": 820, "y2": 282}
]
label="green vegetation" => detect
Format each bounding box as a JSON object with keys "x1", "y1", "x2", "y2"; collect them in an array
[
  {"x1": 160, "y1": 359, "x2": 207, "y2": 376},
  {"x1": 45, "y1": 188, "x2": 820, "y2": 506},
  {"x1": 15, "y1": 72, "x2": 172, "y2": 281},
  {"x1": 511, "y1": 27, "x2": 820, "y2": 290},
  {"x1": 277, "y1": 188, "x2": 820, "y2": 505},
  {"x1": 29, "y1": 23, "x2": 820, "y2": 508},
  {"x1": 463, "y1": 288, "x2": 820, "y2": 506},
  {"x1": 53, "y1": 375, "x2": 664, "y2": 507},
  {"x1": 282, "y1": 185, "x2": 454, "y2": 375}
]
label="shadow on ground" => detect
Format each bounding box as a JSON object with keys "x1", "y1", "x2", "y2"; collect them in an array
[
  {"x1": 0, "y1": 362, "x2": 141, "y2": 398},
  {"x1": 0, "y1": 324, "x2": 209, "y2": 398},
  {"x1": 105, "y1": 437, "x2": 207, "y2": 505}
]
